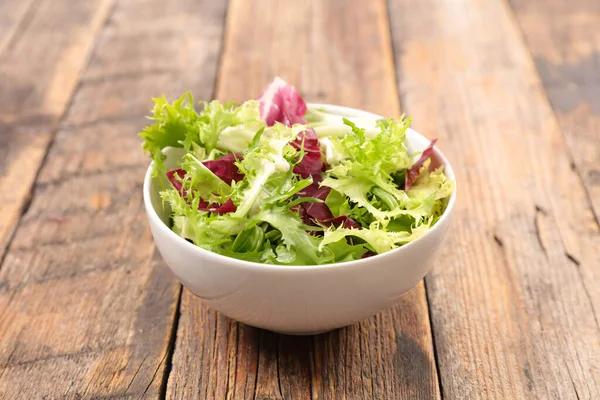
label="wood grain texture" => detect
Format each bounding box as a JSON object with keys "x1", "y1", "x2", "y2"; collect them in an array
[
  {"x1": 167, "y1": 1, "x2": 440, "y2": 399},
  {"x1": 388, "y1": 0, "x2": 600, "y2": 398},
  {"x1": 507, "y1": 5, "x2": 600, "y2": 381},
  {"x1": 508, "y1": 0, "x2": 600, "y2": 224},
  {"x1": 0, "y1": 0, "x2": 228, "y2": 397},
  {"x1": 0, "y1": 0, "x2": 37, "y2": 57},
  {"x1": 215, "y1": 0, "x2": 400, "y2": 116},
  {"x1": 0, "y1": 0, "x2": 115, "y2": 265},
  {"x1": 169, "y1": 284, "x2": 437, "y2": 400}
]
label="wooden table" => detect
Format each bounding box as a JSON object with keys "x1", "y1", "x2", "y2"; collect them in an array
[{"x1": 1, "y1": 0, "x2": 598, "y2": 398}]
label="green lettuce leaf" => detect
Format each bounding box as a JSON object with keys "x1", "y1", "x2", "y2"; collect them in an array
[
  {"x1": 305, "y1": 107, "x2": 381, "y2": 139},
  {"x1": 213, "y1": 100, "x2": 265, "y2": 153},
  {"x1": 232, "y1": 124, "x2": 305, "y2": 217},
  {"x1": 143, "y1": 94, "x2": 454, "y2": 266},
  {"x1": 196, "y1": 100, "x2": 264, "y2": 154},
  {"x1": 406, "y1": 160, "x2": 455, "y2": 223},
  {"x1": 140, "y1": 92, "x2": 199, "y2": 175},
  {"x1": 140, "y1": 96, "x2": 265, "y2": 175},
  {"x1": 163, "y1": 188, "x2": 245, "y2": 250},
  {"x1": 179, "y1": 153, "x2": 233, "y2": 204},
  {"x1": 254, "y1": 205, "x2": 330, "y2": 265},
  {"x1": 321, "y1": 117, "x2": 431, "y2": 223},
  {"x1": 320, "y1": 221, "x2": 431, "y2": 255}
]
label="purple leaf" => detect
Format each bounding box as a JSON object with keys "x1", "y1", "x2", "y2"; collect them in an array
[
  {"x1": 290, "y1": 128, "x2": 324, "y2": 178},
  {"x1": 166, "y1": 168, "x2": 186, "y2": 194},
  {"x1": 166, "y1": 152, "x2": 242, "y2": 214},
  {"x1": 203, "y1": 152, "x2": 244, "y2": 184},
  {"x1": 257, "y1": 78, "x2": 361, "y2": 231},
  {"x1": 295, "y1": 179, "x2": 361, "y2": 230},
  {"x1": 199, "y1": 198, "x2": 237, "y2": 214},
  {"x1": 361, "y1": 251, "x2": 375, "y2": 259},
  {"x1": 322, "y1": 216, "x2": 361, "y2": 230},
  {"x1": 405, "y1": 139, "x2": 438, "y2": 190},
  {"x1": 300, "y1": 181, "x2": 333, "y2": 221},
  {"x1": 258, "y1": 77, "x2": 307, "y2": 126},
  {"x1": 258, "y1": 78, "x2": 324, "y2": 177}
]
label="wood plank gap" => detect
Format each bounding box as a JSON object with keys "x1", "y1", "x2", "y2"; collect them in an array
[
  {"x1": 384, "y1": 0, "x2": 404, "y2": 115},
  {"x1": 252, "y1": 331, "x2": 261, "y2": 400},
  {"x1": 159, "y1": 285, "x2": 183, "y2": 400},
  {"x1": 424, "y1": 278, "x2": 445, "y2": 400},
  {"x1": 275, "y1": 339, "x2": 283, "y2": 399}
]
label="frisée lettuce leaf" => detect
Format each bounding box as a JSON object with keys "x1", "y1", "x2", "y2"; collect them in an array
[{"x1": 140, "y1": 77, "x2": 454, "y2": 265}]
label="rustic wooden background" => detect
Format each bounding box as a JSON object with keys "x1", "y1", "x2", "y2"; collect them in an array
[{"x1": 0, "y1": 0, "x2": 598, "y2": 398}]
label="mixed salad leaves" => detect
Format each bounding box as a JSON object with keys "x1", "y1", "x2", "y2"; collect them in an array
[{"x1": 141, "y1": 78, "x2": 454, "y2": 265}]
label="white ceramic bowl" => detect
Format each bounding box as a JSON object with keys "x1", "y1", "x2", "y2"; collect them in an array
[{"x1": 143, "y1": 104, "x2": 456, "y2": 334}]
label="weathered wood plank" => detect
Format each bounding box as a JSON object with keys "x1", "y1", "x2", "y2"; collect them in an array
[
  {"x1": 508, "y1": 0, "x2": 600, "y2": 224},
  {"x1": 170, "y1": 285, "x2": 438, "y2": 400},
  {"x1": 0, "y1": 0, "x2": 228, "y2": 397},
  {"x1": 0, "y1": 0, "x2": 115, "y2": 264},
  {"x1": 167, "y1": 1, "x2": 440, "y2": 399},
  {"x1": 215, "y1": 0, "x2": 399, "y2": 115},
  {"x1": 388, "y1": 0, "x2": 600, "y2": 398},
  {"x1": 0, "y1": 0, "x2": 37, "y2": 58},
  {"x1": 507, "y1": 5, "x2": 600, "y2": 380}
]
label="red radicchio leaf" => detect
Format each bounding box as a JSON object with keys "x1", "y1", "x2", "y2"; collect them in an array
[
  {"x1": 295, "y1": 179, "x2": 360, "y2": 230},
  {"x1": 404, "y1": 139, "x2": 438, "y2": 190},
  {"x1": 165, "y1": 151, "x2": 244, "y2": 214},
  {"x1": 289, "y1": 128, "x2": 323, "y2": 178},
  {"x1": 297, "y1": 179, "x2": 331, "y2": 221},
  {"x1": 258, "y1": 77, "x2": 307, "y2": 126},
  {"x1": 166, "y1": 152, "x2": 244, "y2": 193},
  {"x1": 321, "y1": 215, "x2": 361, "y2": 230},
  {"x1": 258, "y1": 78, "x2": 324, "y2": 177},
  {"x1": 257, "y1": 78, "x2": 360, "y2": 230},
  {"x1": 202, "y1": 152, "x2": 244, "y2": 184},
  {"x1": 290, "y1": 203, "x2": 316, "y2": 228},
  {"x1": 166, "y1": 168, "x2": 186, "y2": 195},
  {"x1": 199, "y1": 198, "x2": 236, "y2": 214},
  {"x1": 361, "y1": 251, "x2": 375, "y2": 259},
  {"x1": 167, "y1": 168, "x2": 237, "y2": 214}
]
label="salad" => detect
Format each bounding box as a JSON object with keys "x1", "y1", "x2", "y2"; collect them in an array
[{"x1": 140, "y1": 78, "x2": 454, "y2": 265}]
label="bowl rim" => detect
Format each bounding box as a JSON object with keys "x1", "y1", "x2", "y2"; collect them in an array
[{"x1": 143, "y1": 103, "x2": 456, "y2": 271}]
